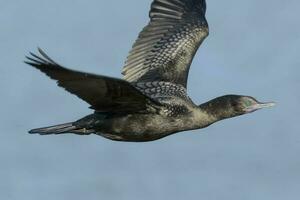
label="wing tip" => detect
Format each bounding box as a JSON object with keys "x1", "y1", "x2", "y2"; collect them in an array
[{"x1": 24, "y1": 47, "x2": 58, "y2": 67}]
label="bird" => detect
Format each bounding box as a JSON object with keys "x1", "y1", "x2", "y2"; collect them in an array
[{"x1": 25, "y1": 0, "x2": 275, "y2": 142}]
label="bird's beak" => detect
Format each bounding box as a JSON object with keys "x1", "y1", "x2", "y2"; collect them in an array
[
  {"x1": 256, "y1": 101, "x2": 276, "y2": 109},
  {"x1": 245, "y1": 101, "x2": 276, "y2": 113}
]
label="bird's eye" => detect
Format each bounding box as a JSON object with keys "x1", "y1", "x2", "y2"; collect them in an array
[{"x1": 244, "y1": 100, "x2": 253, "y2": 107}]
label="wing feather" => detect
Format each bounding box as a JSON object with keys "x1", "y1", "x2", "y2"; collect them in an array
[
  {"x1": 122, "y1": 0, "x2": 208, "y2": 88},
  {"x1": 25, "y1": 48, "x2": 159, "y2": 113}
]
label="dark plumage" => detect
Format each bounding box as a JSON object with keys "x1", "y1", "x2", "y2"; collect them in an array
[{"x1": 26, "y1": 0, "x2": 274, "y2": 142}]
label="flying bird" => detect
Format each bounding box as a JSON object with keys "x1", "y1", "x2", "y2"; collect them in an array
[{"x1": 26, "y1": 0, "x2": 275, "y2": 142}]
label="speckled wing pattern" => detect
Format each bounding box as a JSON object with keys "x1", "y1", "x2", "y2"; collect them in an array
[
  {"x1": 122, "y1": 0, "x2": 208, "y2": 88},
  {"x1": 133, "y1": 81, "x2": 191, "y2": 116},
  {"x1": 25, "y1": 49, "x2": 160, "y2": 113}
]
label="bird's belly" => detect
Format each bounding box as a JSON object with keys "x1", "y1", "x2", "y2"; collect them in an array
[{"x1": 95, "y1": 114, "x2": 193, "y2": 142}]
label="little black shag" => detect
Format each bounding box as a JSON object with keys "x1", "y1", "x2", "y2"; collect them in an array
[{"x1": 25, "y1": 0, "x2": 275, "y2": 142}]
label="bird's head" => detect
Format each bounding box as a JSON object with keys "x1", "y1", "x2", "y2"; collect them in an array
[
  {"x1": 235, "y1": 95, "x2": 276, "y2": 114},
  {"x1": 200, "y1": 95, "x2": 275, "y2": 121}
]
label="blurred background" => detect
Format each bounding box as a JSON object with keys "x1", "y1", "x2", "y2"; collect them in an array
[{"x1": 1, "y1": 0, "x2": 299, "y2": 199}]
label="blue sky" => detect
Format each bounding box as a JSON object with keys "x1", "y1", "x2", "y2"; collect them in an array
[{"x1": 1, "y1": 0, "x2": 299, "y2": 199}]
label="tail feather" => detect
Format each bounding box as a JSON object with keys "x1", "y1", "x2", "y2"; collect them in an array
[{"x1": 29, "y1": 122, "x2": 77, "y2": 135}]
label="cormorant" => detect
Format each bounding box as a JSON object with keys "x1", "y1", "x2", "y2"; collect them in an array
[{"x1": 25, "y1": 0, "x2": 275, "y2": 142}]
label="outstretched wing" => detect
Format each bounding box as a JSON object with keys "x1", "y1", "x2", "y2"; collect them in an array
[
  {"x1": 25, "y1": 48, "x2": 159, "y2": 113},
  {"x1": 122, "y1": 0, "x2": 208, "y2": 88}
]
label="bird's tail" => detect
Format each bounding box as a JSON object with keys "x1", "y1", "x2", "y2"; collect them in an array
[{"x1": 29, "y1": 122, "x2": 79, "y2": 135}]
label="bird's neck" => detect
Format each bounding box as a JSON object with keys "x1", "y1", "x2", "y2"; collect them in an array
[{"x1": 198, "y1": 96, "x2": 238, "y2": 126}]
